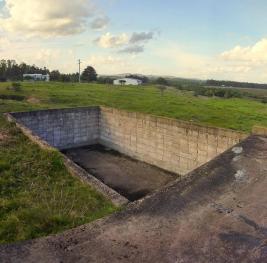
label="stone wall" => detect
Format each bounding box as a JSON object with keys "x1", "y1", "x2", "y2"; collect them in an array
[
  {"x1": 99, "y1": 107, "x2": 247, "y2": 175},
  {"x1": 11, "y1": 107, "x2": 99, "y2": 150}
]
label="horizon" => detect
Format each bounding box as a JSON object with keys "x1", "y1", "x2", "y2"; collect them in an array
[{"x1": 1, "y1": 0, "x2": 267, "y2": 83}]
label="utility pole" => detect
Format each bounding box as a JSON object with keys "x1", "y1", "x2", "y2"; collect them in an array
[{"x1": 78, "y1": 59, "x2": 82, "y2": 83}]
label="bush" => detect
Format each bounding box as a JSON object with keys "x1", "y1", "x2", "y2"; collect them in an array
[
  {"x1": 23, "y1": 76, "x2": 34, "y2": 81},
  {"x1": 10, "y1": 82, "x2": 22, "y2": 92},
  {"x1": 0, "y1": 95, "x2": 25, "y2": 101}
]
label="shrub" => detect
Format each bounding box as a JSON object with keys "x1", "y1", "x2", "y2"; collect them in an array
[
  {"x1": 10, "y1": 82, "x2": 22, "y2": 92},
  {"x1": 0, "y1": 95, "x2": 25, "y2": 101}
]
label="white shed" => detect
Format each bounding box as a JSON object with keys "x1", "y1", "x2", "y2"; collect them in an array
[
  {"x1": 113, "y1": 78, "x2": 142, "y2": 86},
  {"x1": 23, "y1": 74, "x2": 50, "y2": 82}
]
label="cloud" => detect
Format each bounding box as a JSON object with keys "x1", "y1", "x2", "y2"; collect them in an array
[
  {"x1": 129, "y1": 32, "x2": 154, "y2": 44},
  {"x1": 90, "y1": 16, "x2": 109, "y2": 31},
  {"x1": 221, "y1": 38, "x2": 267, "y2": 64},
  {"x1": 118, "y1": 45, "x2": 144, "y2": 54},
  {"x1": 94, "y1": 32, "x2": 129, "y2": 48},
  {"x1": 94, "y1": 31, "x2": 154, "y2": 53},
  {"x1": 86, "y1": 54, "x2": 149, "y2": 75},
  {"x1": 153, "y1": 42, "x2": 264, "y2": 82},
  {"x1": 88, "y1": 55, "x2": 125, "y2": 65},
  {"x1": 0, "y1": 0, "x2": 95, "y2": 36}
]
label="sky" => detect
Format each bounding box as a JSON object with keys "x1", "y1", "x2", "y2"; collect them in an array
[{"x1": 1, "y1": 0, "x2": 267, "y2": 82}]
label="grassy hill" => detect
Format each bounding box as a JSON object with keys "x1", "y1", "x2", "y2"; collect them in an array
[
  {"x1": 1, "y1": 81, "x2": 267, "y2": 244},
  {"x1": 1, "y1": 81, "x2": 267, "y2": 131}
]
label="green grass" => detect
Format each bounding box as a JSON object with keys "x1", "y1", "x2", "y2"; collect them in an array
[
  {"x1": 0, "y1": 118, "x2": 116, "y2": 244},
  {"x1": 1, "y1": 81, "x2": 267, "y2": 244},
  {"x1": 1, "y1": 81, "x2": 267, "y2": 131}
]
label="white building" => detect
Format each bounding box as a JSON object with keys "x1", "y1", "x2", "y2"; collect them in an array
[
  {"x1": 23, "y1": 74, "x2": 50, "y2": 82},
  {"x1": 113, "y1": 78, "x2": 142, "y2": 86}
]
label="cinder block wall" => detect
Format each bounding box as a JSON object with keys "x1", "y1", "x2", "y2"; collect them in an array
[
  {"x1": 11, "y1": 106, "x2": 247, "y2": 176},
  {"x1": 99, "y1": 107, "x2": 247, "y2": 175},
  {"x1": 11, "y1": 107, "x2": 99, "y2": 149}
]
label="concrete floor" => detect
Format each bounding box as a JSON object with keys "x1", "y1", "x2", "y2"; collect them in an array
[
  {"x1": 63, "y1": 145, "x2": 178, "y2": 201},
  {"x1": 1, "y1": 135, "x2": 267, "y2": 263}
]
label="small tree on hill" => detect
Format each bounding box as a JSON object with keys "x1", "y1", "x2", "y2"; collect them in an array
[
  {"x1": 81, "y1": 66, "x2": 97, "y2": 82},
  {"x1": 157, "y1": 85, "x2": 167, "y2": 97},
  {"x1": 156, "y1": 77, "x2": 168, "y2": 86}
]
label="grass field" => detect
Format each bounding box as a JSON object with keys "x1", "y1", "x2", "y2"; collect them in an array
[
  {"x1": 235, "y1": 87, "x2": 267, "y2": 98},
  {"x1": 1, "y1": 81, "x2": 267, "y2": 244}
]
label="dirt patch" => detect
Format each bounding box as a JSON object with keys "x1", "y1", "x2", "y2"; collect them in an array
[
  {"x1": 27, "y1": 97, "x2": 40, "y2": 104},
  {"x1": 63, "y1": 145, "x2": 179, "y2": 201}
]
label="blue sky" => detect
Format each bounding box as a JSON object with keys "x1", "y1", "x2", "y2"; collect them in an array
[{"x1": 1, "y1": 0, "x2": 267, "y2": 82}]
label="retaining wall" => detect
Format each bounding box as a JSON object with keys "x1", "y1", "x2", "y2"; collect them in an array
[
  {"x1": 10, "y1": 107, "x2": 99, "y2": 150},
  {"x1": 9, "y1": 106, "x2": 247, "y2": 175},
  {"x1": 99, "y1": 107, "x2": 247, "y2": 175}
]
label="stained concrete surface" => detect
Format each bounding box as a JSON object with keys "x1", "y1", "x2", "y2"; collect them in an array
[
  {"x1": 63, "y1": 145, "x2": 178, "y2": 201},
  {"x1": 1, "y1": 135, "x2": 267, "y2": 263}
]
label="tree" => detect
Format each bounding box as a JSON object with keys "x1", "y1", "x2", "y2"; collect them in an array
[
  {"x1": 50, "y1": 70, "x2": 61, "y2": 81},
  {"x1": 156, "y1": 77, "x2": 168, "y2": 86},
  {"x1": 81, "y1": 66, "x2": 97, "y2": 82},
  {"x1": 119, "y1": 79, "x2": 126, "y2": 85},
  {"x1": 125, "y1": 74, "x2": 149, "y2": 84},
  {"x1": 157, "y1": 85, "x2": 167, "y2": 96}
]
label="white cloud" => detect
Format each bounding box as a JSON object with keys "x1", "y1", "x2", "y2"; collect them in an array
[
  {"x1": 0, "y1": 0, "x2": 95, "y2": 37},
  {"x1": 0, "y1": 36, "x2": 11, "y2": 50},
  {"x1": 86, "y1": 54, "x2": 150, "y2": 75},
  {"x1": 94, "y1": 32, "x2": 129, "y2": 48},
  {"x1": 88, "y1": 55, "x2": 125, "y2": 65},
  {"x1": 0, "y1": 39, "x2": 77, "y2": 73},
  {"x1": 94, "y1": 31, "x2": 155, "y2": 52},
  {"x1": 221, "y1": 38, "x2": 267, "y2": 65},
  {"x1": 153, "y1": 42, "x2": 267, "y2": 82}
]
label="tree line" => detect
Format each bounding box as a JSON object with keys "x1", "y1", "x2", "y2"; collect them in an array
[
  {"x1": 206, "y1": 79, "x2": 267, "y2": 89},
  {"x1": 0, "y1": 59, "x2": 98, "y2": 82},
  {"x1": 0, "y1": 60, "x2": 49, "y2": 81}
]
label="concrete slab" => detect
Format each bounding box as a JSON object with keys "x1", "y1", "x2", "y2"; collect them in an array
[
  {"x1": 1, "y1": 135, "x2": 267, "y2": 263},
  {"x1": 63, "y1": 144, "x2": 178, "y2": 201}
]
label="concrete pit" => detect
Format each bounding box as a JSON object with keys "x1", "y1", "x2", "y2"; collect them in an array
[
  {"x1": 63, "y1": 144, "x2": 178, "y2": 201},
  {"x1": 6, "y1": 106, "x2": 247, "y2": 204}
]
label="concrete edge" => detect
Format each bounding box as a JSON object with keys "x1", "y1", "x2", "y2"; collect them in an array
[
  {"x1": 126, "y1": 132, "x2": 249, "y2": 209},
  {"x1": 252, "y1": 125, "x2": 267, "y2": 136},
  {"x1": 3, "y1": 112, "x2": 129, "y2": 207},
  {"x1": 99, "y1": 106, "x2": 248, "y2": 138},
  {"x1": 62, "y1": 155, "x2": 129, "y2": 207},
  {"x1": 7, "y1": 105, "x2": 248, "y2": 138},
  {"x1": 8, "y1": 106, "x2": 100, "y2": 117}
]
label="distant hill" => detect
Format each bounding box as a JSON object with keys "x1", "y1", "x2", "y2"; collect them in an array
[{"x1": 206, "y1": 79, "x2": 267, "y2": 90}]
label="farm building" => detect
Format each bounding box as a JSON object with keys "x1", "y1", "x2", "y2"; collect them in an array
[
  {"x1": 113, "y1": 78, "x2": 142, "y2": 86},
  {"x1": 23, "y1": 74, "x2": 50, "y2": 82}
]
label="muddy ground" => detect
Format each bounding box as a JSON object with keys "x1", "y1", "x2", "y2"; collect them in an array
[{"x1": 63, "y1": 144, "x2": 179, "y2": 201}]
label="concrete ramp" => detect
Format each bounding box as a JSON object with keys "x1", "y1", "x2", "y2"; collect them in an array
[{"x1": 1, "y1": 135, "x2": 266, "y2": 262}]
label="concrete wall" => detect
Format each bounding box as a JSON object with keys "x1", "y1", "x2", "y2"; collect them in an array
[
  {"x1": 11, "y1": 107, "x2": 99, "y2": 150},
  {"x1": 99, "y1": 107, "x2": 247, "y2": 175},
  {"x1": 10, "y1": 106, "x2": 247, "y2": 175}
]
